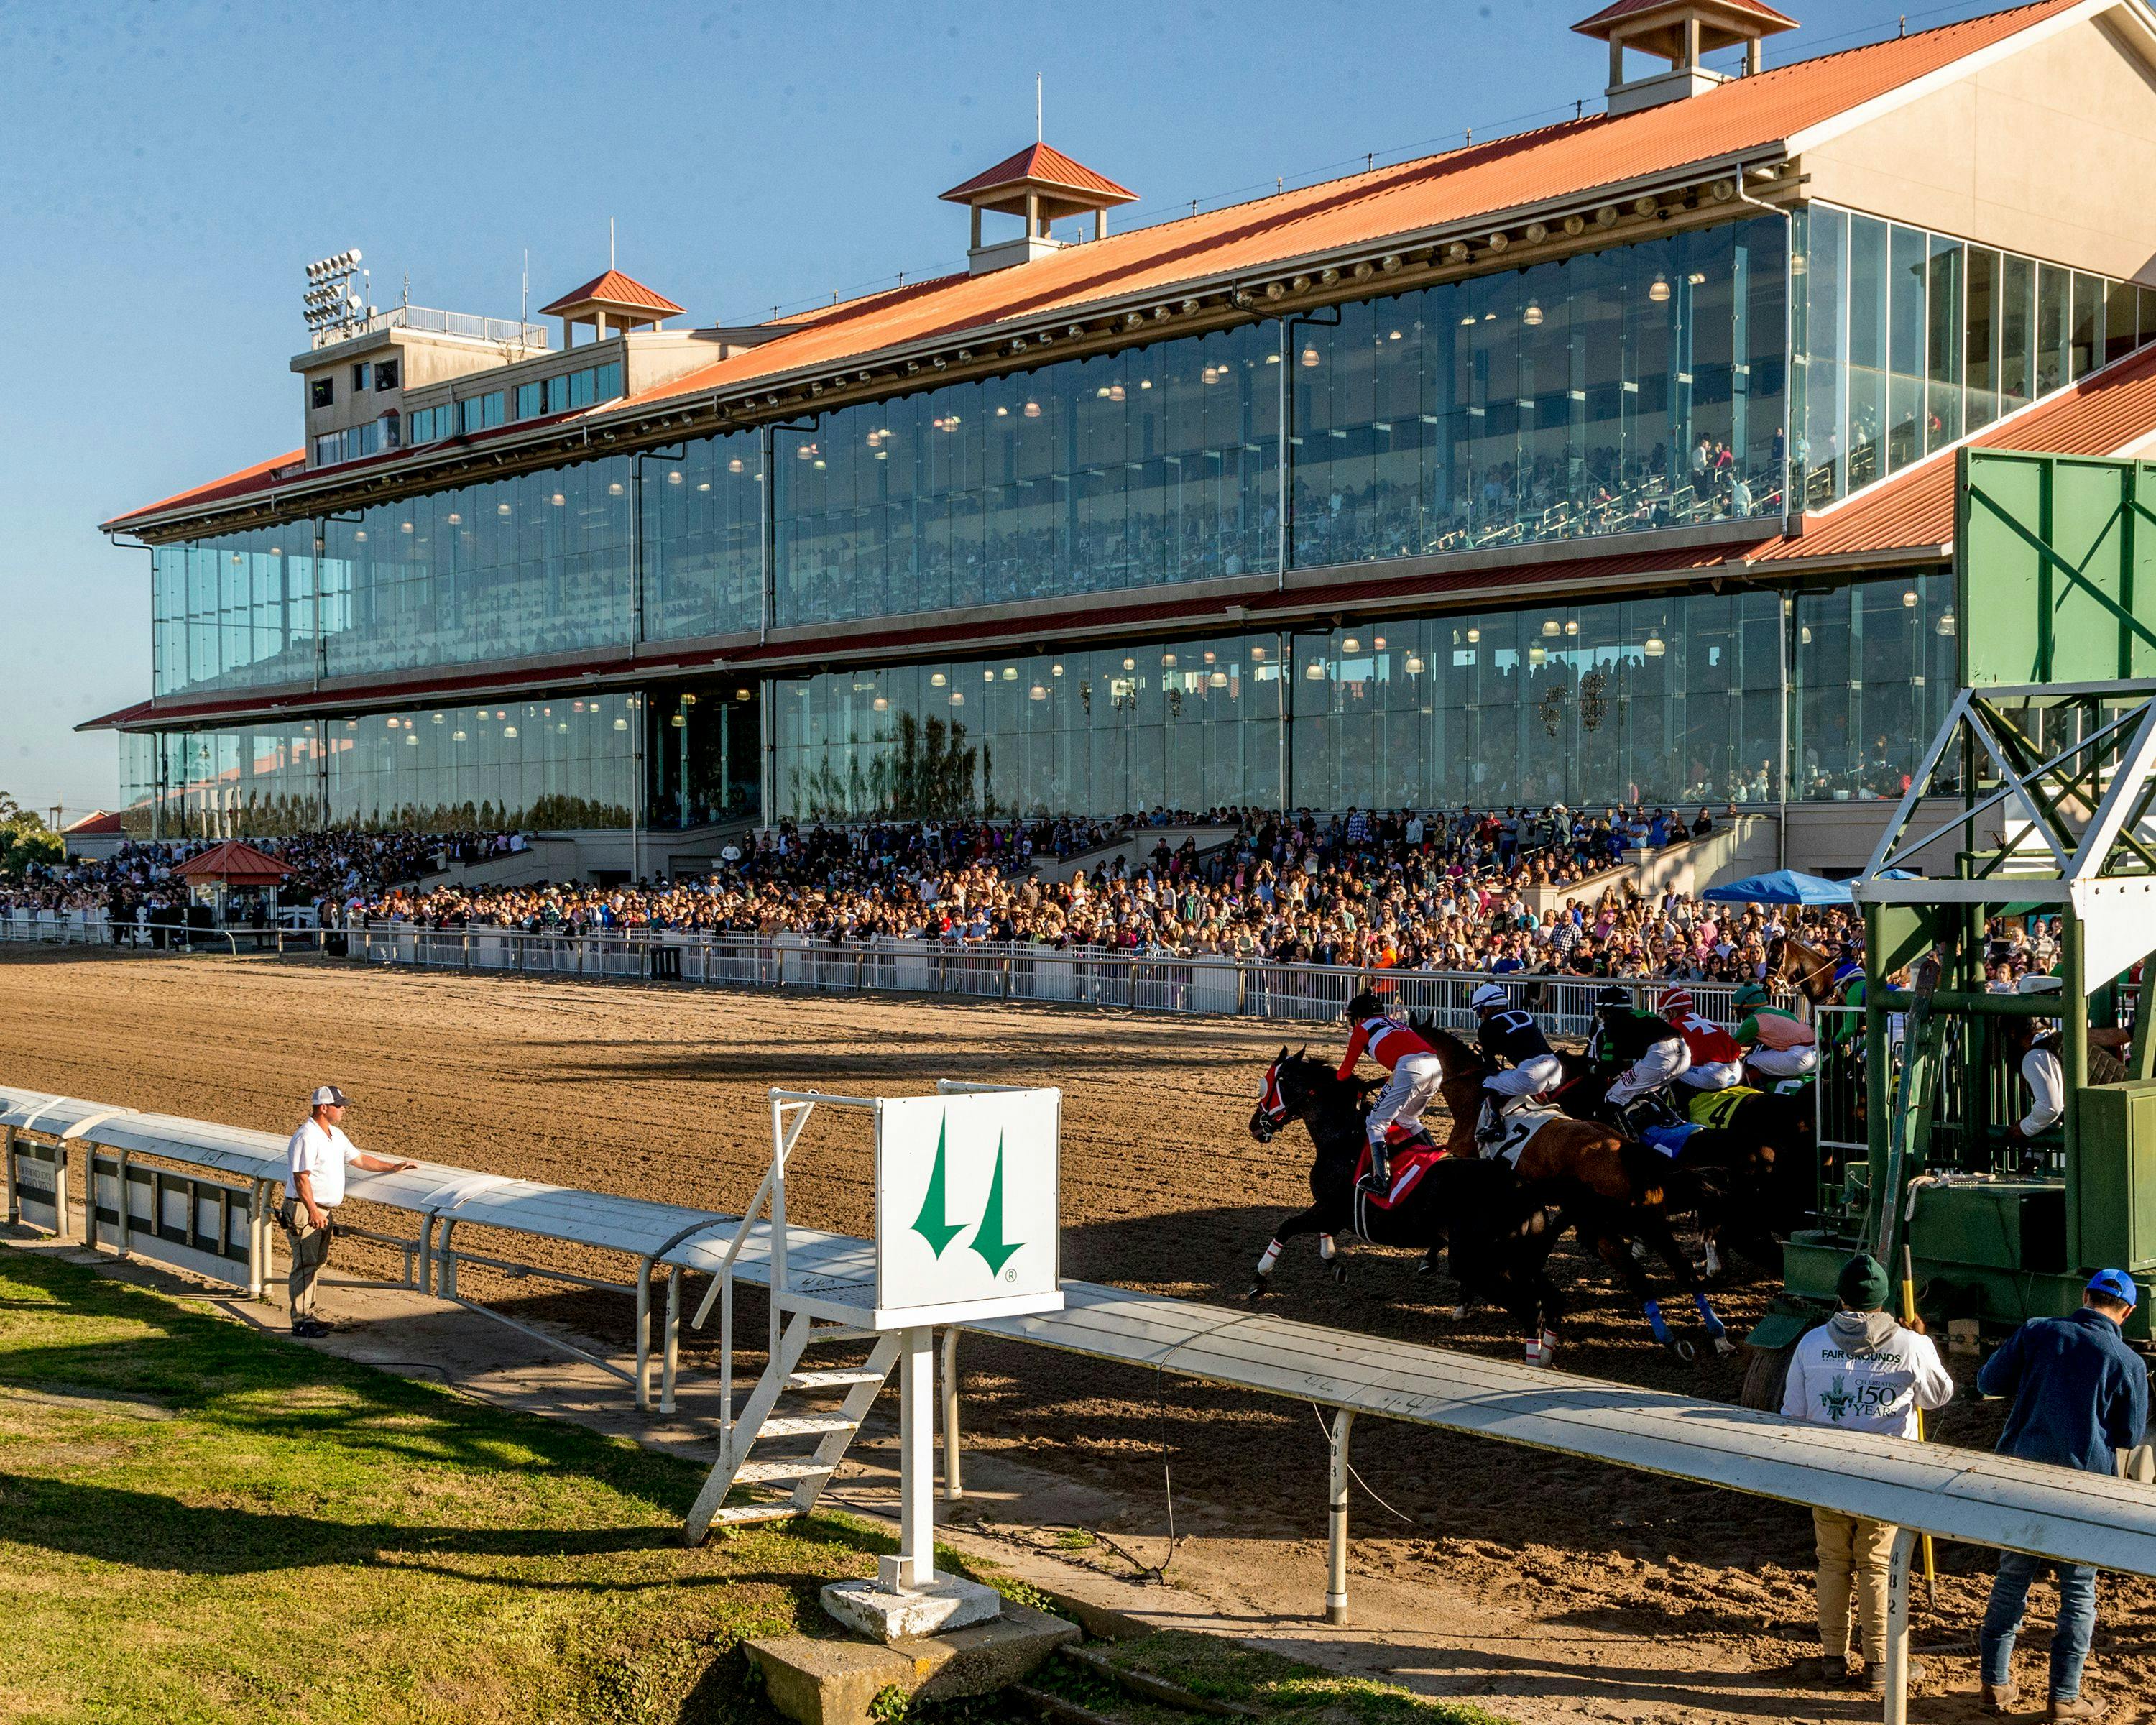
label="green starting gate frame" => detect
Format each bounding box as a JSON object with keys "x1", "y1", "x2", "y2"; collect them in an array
[{"x1": 1775, "y1": 450, "x2": 2156, "y2": 1344}]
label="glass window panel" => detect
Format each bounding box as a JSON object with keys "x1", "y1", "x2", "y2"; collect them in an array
[
  {"x1": 2105, "y1": 279, "x2": 2139, "y2": 366},
  {"x1": 2070, "y1": 270, "x2": 2104, "y2": 380}
]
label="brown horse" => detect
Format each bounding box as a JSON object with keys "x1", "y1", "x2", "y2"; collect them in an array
[
  {"x1": 1764, "y1": 933, "x2": 1842, "y2": 1004},
  {"x1": 1411, "y1": 1020, "x2": 1735, "y2": 1356}
]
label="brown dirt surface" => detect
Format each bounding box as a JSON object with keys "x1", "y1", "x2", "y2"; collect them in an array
[{"x1": 3, "y1": 948, "x2": 2151, "y2": 1722}]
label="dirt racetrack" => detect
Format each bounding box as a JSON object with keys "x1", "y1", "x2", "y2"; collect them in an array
[{"x1": 2, "y1": 949, "x2": 2151, "y2": 1722}]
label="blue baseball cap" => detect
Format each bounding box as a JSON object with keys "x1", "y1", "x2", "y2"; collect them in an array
[{"x1": 2086, "y1": 1269, "x2": 2139, "y2": 1307}]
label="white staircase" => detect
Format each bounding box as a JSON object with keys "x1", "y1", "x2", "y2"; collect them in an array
[{"x1": 687, "y1": 1312, "x2": 900, "y2": 1540}]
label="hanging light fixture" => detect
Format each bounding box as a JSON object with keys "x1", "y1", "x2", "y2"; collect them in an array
[
  {"x1": 1023, "y1": 400, "x2": 1042, "y2": 418},
  {"x1": 1521, "y1": 300, "x2": 1544, "y2": 327},
  {"x1": 1342, "y1": 638, "x2": 1360, "y2": 653},
  {"x1": 1123, "y1": 657, "x2": 1136, "y2": 671},
  {"x1": 1373, "y1": 636, "x2": 1386, "y2": 650},
  {"x1": 1305, "y1": 661, "x2": 1326, "y2": 680},
  {"x1": 667, "y1": 470, "x2": 683, "y2": 485},
  {"x1": 404, "y1": 732, "x2": 418, "y2": 745},
  {"x1": 1300, "y1": 344, "x2": 1321, "y2": 368},
  {"x1": 1250, "y1": 645, "x2": 1268, "y2": 660},
  {"x1": 1162, "y1": 653, "x2": 1177, "y2": 667},
  {"x1": 612, "y1": 717, "x2": 627, "y2": 730},
  {"x1": 1542, "y1": 619, "x2": 1561, "y2": 638},
  {"x1": 950, "y1": 690, "x2": 966, "y2": 705},
  {"x1": 1649, "y1": 275, "x2": 1672, "y2": 303},
  {"x1": 1051, "y1": 662, "x2": 1064, "y2": 676},
  {"x1": 1643, "y1": 633, "x2": 1667, "y2": 657},
  {"x1": 983, "y1": 668, "x2": 995, "y2": 683},
  {"x1": 872, "y1": 696, "x2": 889, "y2": 711},
  {"x1": 497, "y1": 502, "x2": 512, "y2": 515},
  {"x1": 671, "y1": 714, "x2": 686, "y2": 728},
  {"x1": 1404, "y1": 654, "x2": 1426, "y2": 675},
  {"x1": 930, "y1": 672, "x2": 947, "y2": 686},
  {"x1": 1800, "y1": 626, "x2": 1813, "y2": 645},
  {"x1": 503, "y1": 724, "x2": 519, "y2": 738},
  {"x1": 1208, "y1": 670, "x2": 1228, "y2": 688},
  {"x1": 1936, "y1": 610, "x2": 1957, "y2": 637},
  {"x1": 1563, "y1": 619, "x2": 1580, "y2": 636},
  {"x1": 452, "y1": 729, "x2": 467, "y2": 742},
  {"x1": 1465, "y1": 627, "x2": 1480, "y2": 644},
  {"x1": 1529, "y1": 644, "x2": 1547, "y2": 665},
  {"x1": 1002, "y1": 666, "x2": 1017, "y2": 681},
  {"x1": 1030, "y1": 684, "x2": 1049, "y2": 701},
  {"x1": 1902, "y1": 589, "x2": 1919, "y2": 608}
]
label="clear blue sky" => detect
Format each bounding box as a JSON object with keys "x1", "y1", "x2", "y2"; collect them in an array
[{"x1": 0, "y1": 0, "x2": 1996, "y2": 822}]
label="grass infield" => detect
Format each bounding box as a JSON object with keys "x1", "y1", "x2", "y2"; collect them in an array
[{"x1": 0, "y1": 1248, "x2": 1506, "y2": 1725}]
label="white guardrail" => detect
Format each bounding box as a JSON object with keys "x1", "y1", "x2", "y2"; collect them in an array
[
  {"x1": 6, "y1": 1077, "x2": 2155, "y2": 1725},
  {"x1": 334, "y1": 924, "x2": 1800, "y2": 1034}
]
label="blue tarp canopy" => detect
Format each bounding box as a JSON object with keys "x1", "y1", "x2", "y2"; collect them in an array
[{"x1": 1701, "y1": 869, "x2": 1853, "y2": 905}]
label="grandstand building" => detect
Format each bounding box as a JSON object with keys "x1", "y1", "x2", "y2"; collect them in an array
[{"x1": 94, "y1": 0, "x2": 2156, "y2": 875}]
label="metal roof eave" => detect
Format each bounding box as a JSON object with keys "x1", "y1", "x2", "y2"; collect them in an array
[{"x1": 106, "y1": 146, "x2": 1795, "y2": 543}]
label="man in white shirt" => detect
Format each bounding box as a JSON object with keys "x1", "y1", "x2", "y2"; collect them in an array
[
  {"x1": 282, "y1": 1086, "x2": 416, "y2": 1338},
  {"x1": 1782, "y1": 1254, "x2": 1955, "y2": 1690}
]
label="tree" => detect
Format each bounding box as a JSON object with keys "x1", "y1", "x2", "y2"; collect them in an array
[{"x1": 0, "y1": 794, "x2": 64, "y2": 878}]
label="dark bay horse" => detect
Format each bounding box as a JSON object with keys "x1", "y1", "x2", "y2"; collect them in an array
[
  {"x1": 1764, "y1": 933, "x2": 1842, "y2": 1005},
  {"x1": 1406, "y1": 1022, "x2": 1736, "y2": 1357},
  {"x1": 1247, "y1": 1048, "x2": 1572, "y2": 1363}
]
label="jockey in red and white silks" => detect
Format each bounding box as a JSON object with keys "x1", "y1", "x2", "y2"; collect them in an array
[
  {"x1": 1338, "y1": 990, "x2": 1443, "y2": 1187},
  {"x1": 1658, "y1": 986, "x2": 1747, "y2": 1092}
]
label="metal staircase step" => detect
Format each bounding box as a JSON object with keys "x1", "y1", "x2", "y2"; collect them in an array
[
  {"x1": 732, "y1": 1457, "x2": 837, "y2": 1484},
  {"x1": 786, "y1": 1368, "x2": 887, "y2": 1389},
  {"x1": 760, "y1": 1412, "x2": 860, "y2": 1439},
  {"x1": 709, "y1": 1501, "x2": 805, "y2": 1527}
]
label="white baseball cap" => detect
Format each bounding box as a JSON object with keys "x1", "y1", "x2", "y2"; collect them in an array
[{"x1": 310, "y1": 1085, "x2": 351, "y2": 1108}]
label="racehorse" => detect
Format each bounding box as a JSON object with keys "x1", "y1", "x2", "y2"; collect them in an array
[
  {"x1": 1246, "y1": 1048, "x2": 1572, "y2": 1363},
  {"x1": 1764, "y1": 933, "x2": 1842, "y2": 1005},
  {"x1": 1403, "y1": 1023, "x2": 1736, "y2": 1357}
]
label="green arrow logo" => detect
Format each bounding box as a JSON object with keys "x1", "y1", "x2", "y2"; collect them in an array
[
  {"x1": 967, "y1": 1132, "x2": 1024, "y2": 1277},
  {"x1": 910, "y1": 1118, "x2": 964, "y2": 1259}
]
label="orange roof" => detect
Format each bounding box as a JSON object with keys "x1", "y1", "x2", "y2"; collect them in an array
[
  {"x1": 62, "y1": 811, "x2": 126, "y2": 837},
  {"x1": 1749, "y1": 339, "x2": 2156, "y2": 566},
  {"x1": 941, "y1": 142, "x2": 1138, "y2": 207},
  {"x1": 106, "y1": 0, "x2": 2086, "y2": 533},
  {"x1": 112, "y1": 447, "x2": 305, "y2": 530},
  {"x1": 171, "y1": 840, "x2": 294, "y2": 884},
  {"x1": 538, "y1": 270, "x2": 683, "y2": 318}
]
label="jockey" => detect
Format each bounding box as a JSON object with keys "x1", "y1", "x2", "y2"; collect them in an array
[
  {"x1": 1731, "y1": 980, "x2": 1820, "y2": 1081},
  {"x1": 1338, "y1": 990, "x2": 1443, "y2": 1192},
  {"x1": 1659, "y1": 985, "x2": 1746, "y2": 1092},
  {"x1": 1471, "y1": 981, "x2": 1561, "y2": 1145},
  {"x1": 1590, "y1": 984, "x2": 1691, "y2": 1128}
]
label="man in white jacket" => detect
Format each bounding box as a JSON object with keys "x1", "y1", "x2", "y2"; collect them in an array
[{"x1": 1781, "y1": 1253, "x2": 1956, "y2": 1690}]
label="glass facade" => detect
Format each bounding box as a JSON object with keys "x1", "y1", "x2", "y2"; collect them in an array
[
  {"x1": 768, "y1": 571, "x2": 1958, "y2": 823},
  {"x1": 1792, "y1": 204, "x2": 2156, "y2": 506},
  {"x1": 120, "y1": 694, "x2": 642, "y2": 838},
  {"x1": 1293, "y1": 216, "x2": 1789, "y2": 566},
  {"x1": 774, "y1": 321, "x2": 1281, "y2": 625}
]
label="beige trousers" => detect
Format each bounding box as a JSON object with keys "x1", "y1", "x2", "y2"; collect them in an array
[
  {"x1": 279, "y1": 1200, "x2": 333, "y2": 1321},
  {"x1": 1812, "y1": 1507, "x2": 1899, "y2": 1661}
]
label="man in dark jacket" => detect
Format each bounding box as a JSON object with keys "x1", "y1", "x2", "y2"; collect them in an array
[{"x1": 1977, "y1": 1270, "x2": 2150, "y2": 1721}]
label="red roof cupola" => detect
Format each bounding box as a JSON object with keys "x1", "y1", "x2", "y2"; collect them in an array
[
  {"x1": 1574, "y1": 0, "x2": 1798, "y2": 113},
  {"x1": 538, "y1": 269, "x2": 685, "y2": 347},
  {"x1": 941, "y1": 141, "x2": 1137, "y2": 275}
]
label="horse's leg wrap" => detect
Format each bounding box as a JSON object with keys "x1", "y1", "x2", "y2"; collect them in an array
[
  {"x1": 1643, "y1": 1298, "x2": 1672, "y2": 1346},
  {"x1": 1693, "y1": 1291, "x2": 1736, "y2": 1354},
  {"x1": 1317, "y1": 1235, "x2": 1336, "y2": 1261},
  {"x1": 1256, "y1": 1238, "x2": 1284, "y2": 1276}
]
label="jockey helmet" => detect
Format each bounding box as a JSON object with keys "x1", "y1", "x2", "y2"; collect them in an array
[
  {"x1": 1469, "y1": 982, "x2": 1508, "y2": 1012},
  {"x1": 1731, "y1": 981, "x2": 1769, "y2": 1008},
  {"x1": 1656, "y1": 986, "x2": 1694, "y2": 1017},
  {"x1": 1345, "y1": 990, "x2": 1383, "y2": 1022},
  {"x1": 1594, "y1": 984, "x2": 1632, "y2": 1013}
]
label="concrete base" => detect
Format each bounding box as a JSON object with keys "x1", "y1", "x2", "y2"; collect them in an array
[
  {"x1": 750, "y1": 1603, "x2": 1079, "y2": 1725},
  {"x1": 821, "y1": 1571, "x2": 1002, "y2": 1642}
]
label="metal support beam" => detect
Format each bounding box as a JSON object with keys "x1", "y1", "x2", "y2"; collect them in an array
[
  {"x1": 941, "y1": 1327, "x2": 963, "y2": 1502},
  {"x1": 899, "y1": 1324, "x2": 936, "y2": 1589},
  {"x1": 1326, "y1": 1407, "x2": 1355, "y2": 1625},
  {"x1": 2062, "y1": 913, "x2": 2088, "y2": 1272},
  {"x1": 635, "y1": 1254, "x2": 653, "y2": 1413},
  {"x1": 1880, "y1": 1526, "x2": 1917, "y2": 1725},
  {"x1": 662, "y1": 1269, "x2": 680, "y2": 1416}
]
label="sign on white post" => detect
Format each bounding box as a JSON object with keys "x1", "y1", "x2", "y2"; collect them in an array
[{"x1": 872, "y1": 1089, "x2": 1064, "y2": 1328}]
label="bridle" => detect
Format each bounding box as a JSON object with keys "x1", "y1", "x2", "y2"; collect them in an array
[{"x1": 1250, "y1": 1054, "x2": 1304, "y2": 1142}]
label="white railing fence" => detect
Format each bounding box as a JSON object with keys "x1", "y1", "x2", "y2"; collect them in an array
[{"x1": 338, "y1": 924, "x2": 1797, "y2": 1032}]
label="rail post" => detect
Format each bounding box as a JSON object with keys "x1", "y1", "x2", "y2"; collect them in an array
[
  {"x1": 4, "y1": 1125, "x2": 17, "y2": 1227},
  {"x1": 1326, "y1": 1407, "x2": 1355, "y2": 1624},
  {"x1": 661, "y1": 1267, "x2": 680, "y2": 1415},
  {"x1": 247, "y1": 1178, "x2": 267, "y2": 1298},
  {"x1": 114, "y1": 1148, "x2": 132, "y2": 1256},
  {"x1": 1881, "y1": 1525, "x2": 1917, "y2": 1725},
  {"x1": 940, "y1": 1327, "x2": 963, "y2": 1501},
  {"x1": 635, "y1": 1254, "x2": 653, "y2": 1413}
]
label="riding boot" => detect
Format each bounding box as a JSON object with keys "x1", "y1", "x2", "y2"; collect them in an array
[{"x1": 1358, "y1": 1141, "x2": 1391, "y2": 1197}]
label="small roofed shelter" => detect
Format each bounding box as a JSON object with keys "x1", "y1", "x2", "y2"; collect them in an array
[
  {"x1": 537, "y1": 270, "x2": 685, "y2": 348},
  {"x1": 172, "y1": 840, "x2": 293, "y2": 916},
  {"x1": 942, "y1": 143, "x2": 1137, "y2": 274},
  {"x1": 1573, "y1": 0, "x2": 1797, "y2": 110}
]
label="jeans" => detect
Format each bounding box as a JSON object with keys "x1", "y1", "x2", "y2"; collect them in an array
[{"x1": 1981, "y1": 1548, "x2": 2097, "y2": 1700}]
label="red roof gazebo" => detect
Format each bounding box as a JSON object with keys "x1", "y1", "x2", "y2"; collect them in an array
[{"x1": 172, "y1": 840, "x2": 294, "y2": 889}]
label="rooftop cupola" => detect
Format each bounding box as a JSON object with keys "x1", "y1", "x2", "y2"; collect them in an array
[
  {"x1": 538, "y1": 269, "x2": 686, "y2": 347},
  {"x1": 1572, "y1": 0, "x2": 1797, "y2": 114},
  {"x1": 941, "y1": 142, "x2": 1138, "y2": 276}
]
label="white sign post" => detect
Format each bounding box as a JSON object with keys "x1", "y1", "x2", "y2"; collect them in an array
[{"x1": 821, "y1": 1085, "x2": 1064, "y2": 1637}]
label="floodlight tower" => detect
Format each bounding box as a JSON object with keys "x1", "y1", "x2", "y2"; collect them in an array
[{"x1": 301, "y1": 249, "x2": 367, "y2": 346}]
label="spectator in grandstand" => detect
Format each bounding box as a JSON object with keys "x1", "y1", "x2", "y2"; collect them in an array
[
  {"x1": 281, "y1": 1087, "x2": 416, "y2": 1339},
  {"x1": 1782, "y1": 1252, "x2": 1954, "y2": 1693}
]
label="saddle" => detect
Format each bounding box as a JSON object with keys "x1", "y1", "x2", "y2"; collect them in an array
[
  {"x1": 1483, "y1": 1100, "x2": 1565, "y2": 1167},
  {"x1": 1353, "y1": 1138, "x2": 1447, "y2": 1210},
  {"x1": 1685, "y1": 1085, "x2": 1759, "y2": 1129}
]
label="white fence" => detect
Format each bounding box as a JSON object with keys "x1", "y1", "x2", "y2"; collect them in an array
[
  {"x1": 0, "y1": 909, "x2": 111, "y2": 945},
  {"x1": 339, "y1": 924, "x2": 1792, "y2": 1032}
]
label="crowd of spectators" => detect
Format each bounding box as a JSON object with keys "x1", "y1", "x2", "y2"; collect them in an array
[
  {"x1": 0, "y1": 831, "x2": 521, "y2": 923},
  {"x1": 339, "y1": 803, "x2": 1858, "y2": 981}
]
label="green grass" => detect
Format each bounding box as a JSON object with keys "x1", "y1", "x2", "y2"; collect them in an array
[
  {"x1": 0, "y1": 1248, "x2": 888, "y2": 1725},
  {"x1": 0, "y1": 1249, "x2": 1512, "y2": 1725},
  {"x1": 1018, "y1": 1634, "x2": 1516, "y2": 1725}
]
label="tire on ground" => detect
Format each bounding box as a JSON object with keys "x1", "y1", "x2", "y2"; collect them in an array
[{"x1": 1740, "y1": 1341, "x2": 1796, "y2": 1412}]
